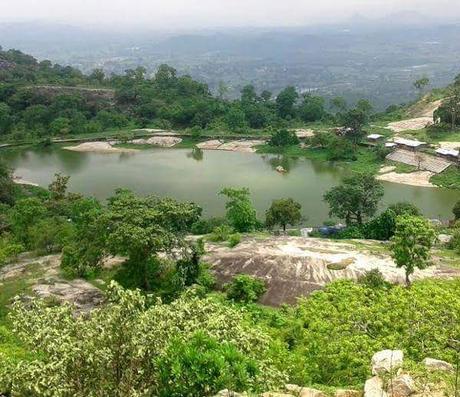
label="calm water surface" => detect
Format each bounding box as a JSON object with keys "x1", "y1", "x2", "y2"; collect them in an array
[{"x1": 3, "y1": 146, "x2": 458, "y2": 224}]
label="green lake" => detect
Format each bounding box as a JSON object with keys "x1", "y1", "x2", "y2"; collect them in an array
[{"x1": 3, "y1": 146, "x2": 459, "y2": 224}]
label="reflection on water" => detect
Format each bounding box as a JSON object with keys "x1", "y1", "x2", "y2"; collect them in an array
[
  {"x1": 2, "y1": 146, "x2": 459, "y2": 224},
  {"x1": 186, "y1": 147, "x2": 204, "y2": 161}
]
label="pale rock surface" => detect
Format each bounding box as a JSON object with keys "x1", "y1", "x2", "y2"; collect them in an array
[
  {"x1": 371, "y1": 350, "x2": 404, "y2": 375},
  {"x1": 261, "y1": 393, "x2": 295, "y2": 397},
  {"x1": 390, "y1": 374, "x2": 415, "y2": 397},
  {"x1": 364, "y1": 376, "x2": 388, "y2": 397},
  {"x1": 299, "y1": 388, "x2": 326, "y2": 397},
  {"x1": 422, "y1": 358, "x2": 454, "y2": 372},
  {"x1": 214, "y1": 390, "x2": 247, "y2": 397},
  {"x1": 335, "y1": 389, "x2": 362, "y2": 397}
]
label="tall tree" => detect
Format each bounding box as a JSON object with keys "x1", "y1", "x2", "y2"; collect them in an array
[
  {"x1": 391, "y1": 215, "x2": 436, "y2": 286},
  {"x1": 276, "y1": 86, "x2": 298, "y2": 119},
  {"x1": 323, "y1": 173, "x2": 384, "y2": 226},
  {"x1": 219, "y1": 187, "x2": 257, "y2": 232},
  {"x1": 265, "y1": 198, "x2": 302, "y2": 232}
]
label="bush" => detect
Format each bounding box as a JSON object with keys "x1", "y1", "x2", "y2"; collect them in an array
[
  {"x1": 336, "y1": 226, "x2": 364, "y2": 239},
  {"x1": 268, "y1": 129, "x2": 299, "y2": 147},
  {"x1": 208, "y1": 225, "x2": 234, "y2": 242},
  {"x1": 191, "y1": 217, "x2": 228, "y2": 235},
  {"x1": 226, "y1": 274, "x2": 267, "y2": 303},
  {"x1": 358, "y1": 269, "x2": 391, "y2": 289},
  {"x1": 0, "y1": 236, "x2": 23, "y2": 266},
  {"x1": 157, "y1": 332, "x2": 259, "y2": 397},
  {"x1": 228, "y1": 233, "x2": 241, "y2": 248}
]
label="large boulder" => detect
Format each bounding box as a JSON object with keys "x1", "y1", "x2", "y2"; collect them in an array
[
  {"x1": 214, "y1": 390, "x2": 247, "y2": 397},
  {"x1": 335, "y1": 389, "x2": 362, "y2": 397},
  {"x1": 391, "y1": 374, "x2": 415, "y2": 397},
  {"x1": 299, "y1": 388, "x2": 326, "y2": 397},
  {"x1": 364, "y1": 377, "x2": 388, "y2": 397},
  {"x1": 422, "y1": 358, "x2": 454, "y2": 372},
  {"x1": 371, "y1": 350, "x2": 404, "y2": 375},
  {"x1": 261, "y1": 393, "x2": 295, "y2": 397}
]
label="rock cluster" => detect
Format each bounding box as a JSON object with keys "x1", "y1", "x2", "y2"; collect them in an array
[{"x1": 214, "y1": 350, "x2": 454, "y2": 397}]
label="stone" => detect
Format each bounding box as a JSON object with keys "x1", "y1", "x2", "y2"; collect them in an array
[
  {"x1": 390, "y1": 374, "x2": 415, "y2": 397},
  {"x1": 299, "y1": 388, "x2": 326, "y2": 397},
  {"x1": 437, "y1": 234, "x2": 452, "y2": 245},
  {"x1": 276, "y1": 165, "x2": 287, "y2": 173},
  {"x1": 364, "y1": 376, "x2": 388, "y2": 397},
  {"x1": 214, "y1": 390, "x2": 246, "y2": 397},
  {"x1": 371, "y1": 350, "x2": 404, "y2": 375},
  {"x1": 422, "y1": 357, "x2": 454, "y2": 372},
  {"x1": 335, "y1": 389, "x2": 362, "y2": 397},
  {"x1": 285, "y1": 384, "x2": 303, "y2": 394},
  {"x1": 261, "y1": 393, "x2": 295, "y2": 397}
]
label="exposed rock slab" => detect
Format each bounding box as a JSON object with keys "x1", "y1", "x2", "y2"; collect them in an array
[
  {"x1": 130, "y1": 136, "x2": 182, "y2": 147},
  {"x1": 196, "y1": 139, "x2": 265, "y2": 153},
  {"x1": 391, "y1": 374, "x2": 416, "y2": 397},
  {"x1": 364, "y1": 376, "x2": 388, "y2": 397},
  {"x1": 422, "y1": 358, "x2": 454, "y2": 372},
  {"x1": 386, "y1": 117, "x2": 433, "y2": 132},
  {"x1": 205, "y1": 237, "x2": 460, "y2": 306},
  {"x1": 376, "y1": 171, "x2": 435, "y2": 187},
  {"x1": 63, "y1": 141, "x2": 138, "y2": 153}
]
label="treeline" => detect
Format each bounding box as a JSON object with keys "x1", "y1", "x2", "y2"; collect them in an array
[{"x1": 0, "y1": 47, "x2": 383, "y2": 140}]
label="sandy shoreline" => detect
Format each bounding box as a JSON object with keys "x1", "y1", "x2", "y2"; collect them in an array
[{"x1": 376, "y1": 170, "x2": 435, "y2": 187}]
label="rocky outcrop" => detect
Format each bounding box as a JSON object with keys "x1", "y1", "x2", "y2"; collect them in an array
[
  {"x1": 334, "y1": 390, "x2": 362, "y2": 397},
  {"x1": 196, "y1": 139, "x2": 265, "y2": 153},
  {"x1": 364, "y1": 376, "x2": 388, "y2": 397},
  {"x1": 371, "y1": 350, "x2": 404, "y2": 375},
  {"x1": 422, "y1": 358, "x2": 454, "y2": 372},
  {"x1": 390, "y1": 374, "x2": 416, "y2": 397},
  {"x1": 130, "y1": 136, "x2": 182, "y2": 147}
]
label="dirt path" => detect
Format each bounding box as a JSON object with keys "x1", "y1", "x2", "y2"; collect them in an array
[{"x1": 386, "y1": 99, "x2": 443, "y2": 132}]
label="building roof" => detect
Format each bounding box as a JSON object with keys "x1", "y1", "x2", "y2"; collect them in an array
[
  {"x1": 393, "y1": 137, "x2": 426, "y2": 148},
  {"x1": 436, "y1": 148, "x2": 459, "y2": 157},
  {"x1": 367, "y1": 134, "x2": 384, "y2": 140},
  {"x1": 385, "y1": 142, "x2": 397, "y2": 148}
]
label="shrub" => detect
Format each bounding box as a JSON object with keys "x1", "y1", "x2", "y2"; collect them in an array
[
  {"x1": 0, "y1": 236, "x2": 23, "y2": 266},
  {"x1": 358, "y1": 269, "x2": 390, "y2": 289},
  {"x1": 336, "y1": 226, "x2": 364, "y2": 239},
  {"x1": 268, "y1": 129, "x2": 299, "y2": 147},
  {"x1": 208, "y1": 225, "x2": 234, "y2": 242},
  {"x1": 157, "y1": 332, "x2": 259, "y2": 397},
  {"x1": 226, "y1": 274, "x2": 267, "y2": 303},
  {"x1": 228, "y1": 233, "x2": 241, "y2": 248},
  {"x1": 191, "y1": 217, "x2": 228, "y2": 235}
]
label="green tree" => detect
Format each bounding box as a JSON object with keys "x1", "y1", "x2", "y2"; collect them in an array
[
  {"x1": 49, "y1": 117, "x2": 71, "y2": 136},
  {"x1": 413, "y1": 77, "x2": 430, "y2": 94},
  {"x1": 0, "y1": 160, "x2": 16, "y2": 205},
  {"x1": 225, "y1": 274, "x2": 267, "y2": 303},
  {"x1": 324, "y1": 173, "x2": 384, "y2": 226},
  {"x1": 266, "y1": 198, "x2": 302, "y2": 232},
  {"x1": 453, "y1": 200, "x2": 460, "y2": 220},
  {"x1": 225, "y1": 107, "x2": 247, "y2": 131},
  {"x1": 276, "y1": 86, "x2": 298, "y2": 119},
  {"x1": 268, "y1": 129, "x2": 299, "y2": 147},
  {"x1": 0, "y1": 102, "x2": 13, "y2": 135},
  {"x1": 299, "y1": 95, "x2": 326, "y2": 122},
  {"x1": 10, "y1": 198, "x2": 47, "y2": 247},
  {"x1": 341, "y1": 108, "x2": 368, "y2": 143},
  {"x1": 391, "y1": 215, "x2": 436, "y2": 286},
  {"x1": 219, "y1": 187, "x2": 257, "y2": 232},
  {"x1": 102, "y1": 190, "x2": 201, "y2": 289}
]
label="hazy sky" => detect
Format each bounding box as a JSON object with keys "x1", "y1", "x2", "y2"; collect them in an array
[{"x1": 1, "y1": 0, "x2": 459, "y2": 29}]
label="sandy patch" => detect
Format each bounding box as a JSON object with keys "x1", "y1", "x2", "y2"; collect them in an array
[
  {"x1": 293, "y1": 129, "x2": 315, "y2": 138},
  {"x1": 130, "y1": 136, "x2": 182, "y2": 147},
  {"x1": 376, "y1": 171, "x2": 435, "y2": 187},
  {"x1": 63, "y1": 141, "x2": 138, "y2": 153},
  {"x1": 197, "y1": 139, "x2": 265, "y2": 153},
  {"x1": 386, "y1": 117, "x2": 433, "y2": 132},
  {"x1": 439, "y1": 141, "x2": 460, "y2": 150},
  {"x1": 378, "y1": 165, "x2": 396, "y2": 174}
]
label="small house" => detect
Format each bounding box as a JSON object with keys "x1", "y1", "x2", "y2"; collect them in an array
[
  {"x1": 436, "y1": 148, "x2": 459, "y2": 162},
  {"x1": 393, "y1": 137, "x2": 426, "y2": 151},
  {"x1": 367, "y1": 134, "x2": 384, "y2": 142}
]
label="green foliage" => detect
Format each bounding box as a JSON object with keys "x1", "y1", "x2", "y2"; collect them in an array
[
  {"x1": 358, "y1": 269, "x2": 391, "y2": 289},
  {"x1": 0, "y1": 159, "x2": 16, "y2": 206},
  {"x1": 299, "y1": 95, "x2": 327, "y2": 122},
  {"x1": 28, "y1": 217, "x2": 74, "y2": 254},
  {"x1": 219, "y1": 187, "x2": 258, "y2": 233},
  {"x1": 9, "y1": 197, "x2": 47, "y2": 247},
  {"x1": 157, "y1": 332, "x2": 259, "y2": 397},
  {"x1": 430, "y1": 166, "x2": 460, "y2": 190},
  {"x1": 226, "y1": 274, "x2": 267, "y2": 303},
  {"x1": 208, "y1": 224, "x2": 235, "y2": 242},
  {"x1": 2, "y1": 282, "x2": 284, "y2": 396},
  {"x1": 391, "y1": 215, "x2": 437, "y2": 285},
  {"x1": 364, "y1": 202, "x2": 421, "y2": 241},
  {"x1": 268, "y1": 129, "x2": 300, "y2": 147},
  {"x1": 276, "y1": 86, "x2": 299, "y2": 119},
  {"x1": 191, "y1": 217, "x2": 228, "y2": 235},
  {"x1": 324, "y1": 173, "x2": 384, "y2": 226},
  {"x1": 228, "y1": 233, "x2": 242, "y2": 248},
  {"x1": 0, "y1": 236, "x2": 23, "y2": 266},
  {"x1": 265, "y1": 198, "x2": 302, "y2": 232},
  {"x1": 453, "y1": 200, "x2": 460, "y2": 220}
]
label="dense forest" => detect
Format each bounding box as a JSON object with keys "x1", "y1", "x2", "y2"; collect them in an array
[{"x1": 0, "y1": 46, "x2": 391, "y2": 140}]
